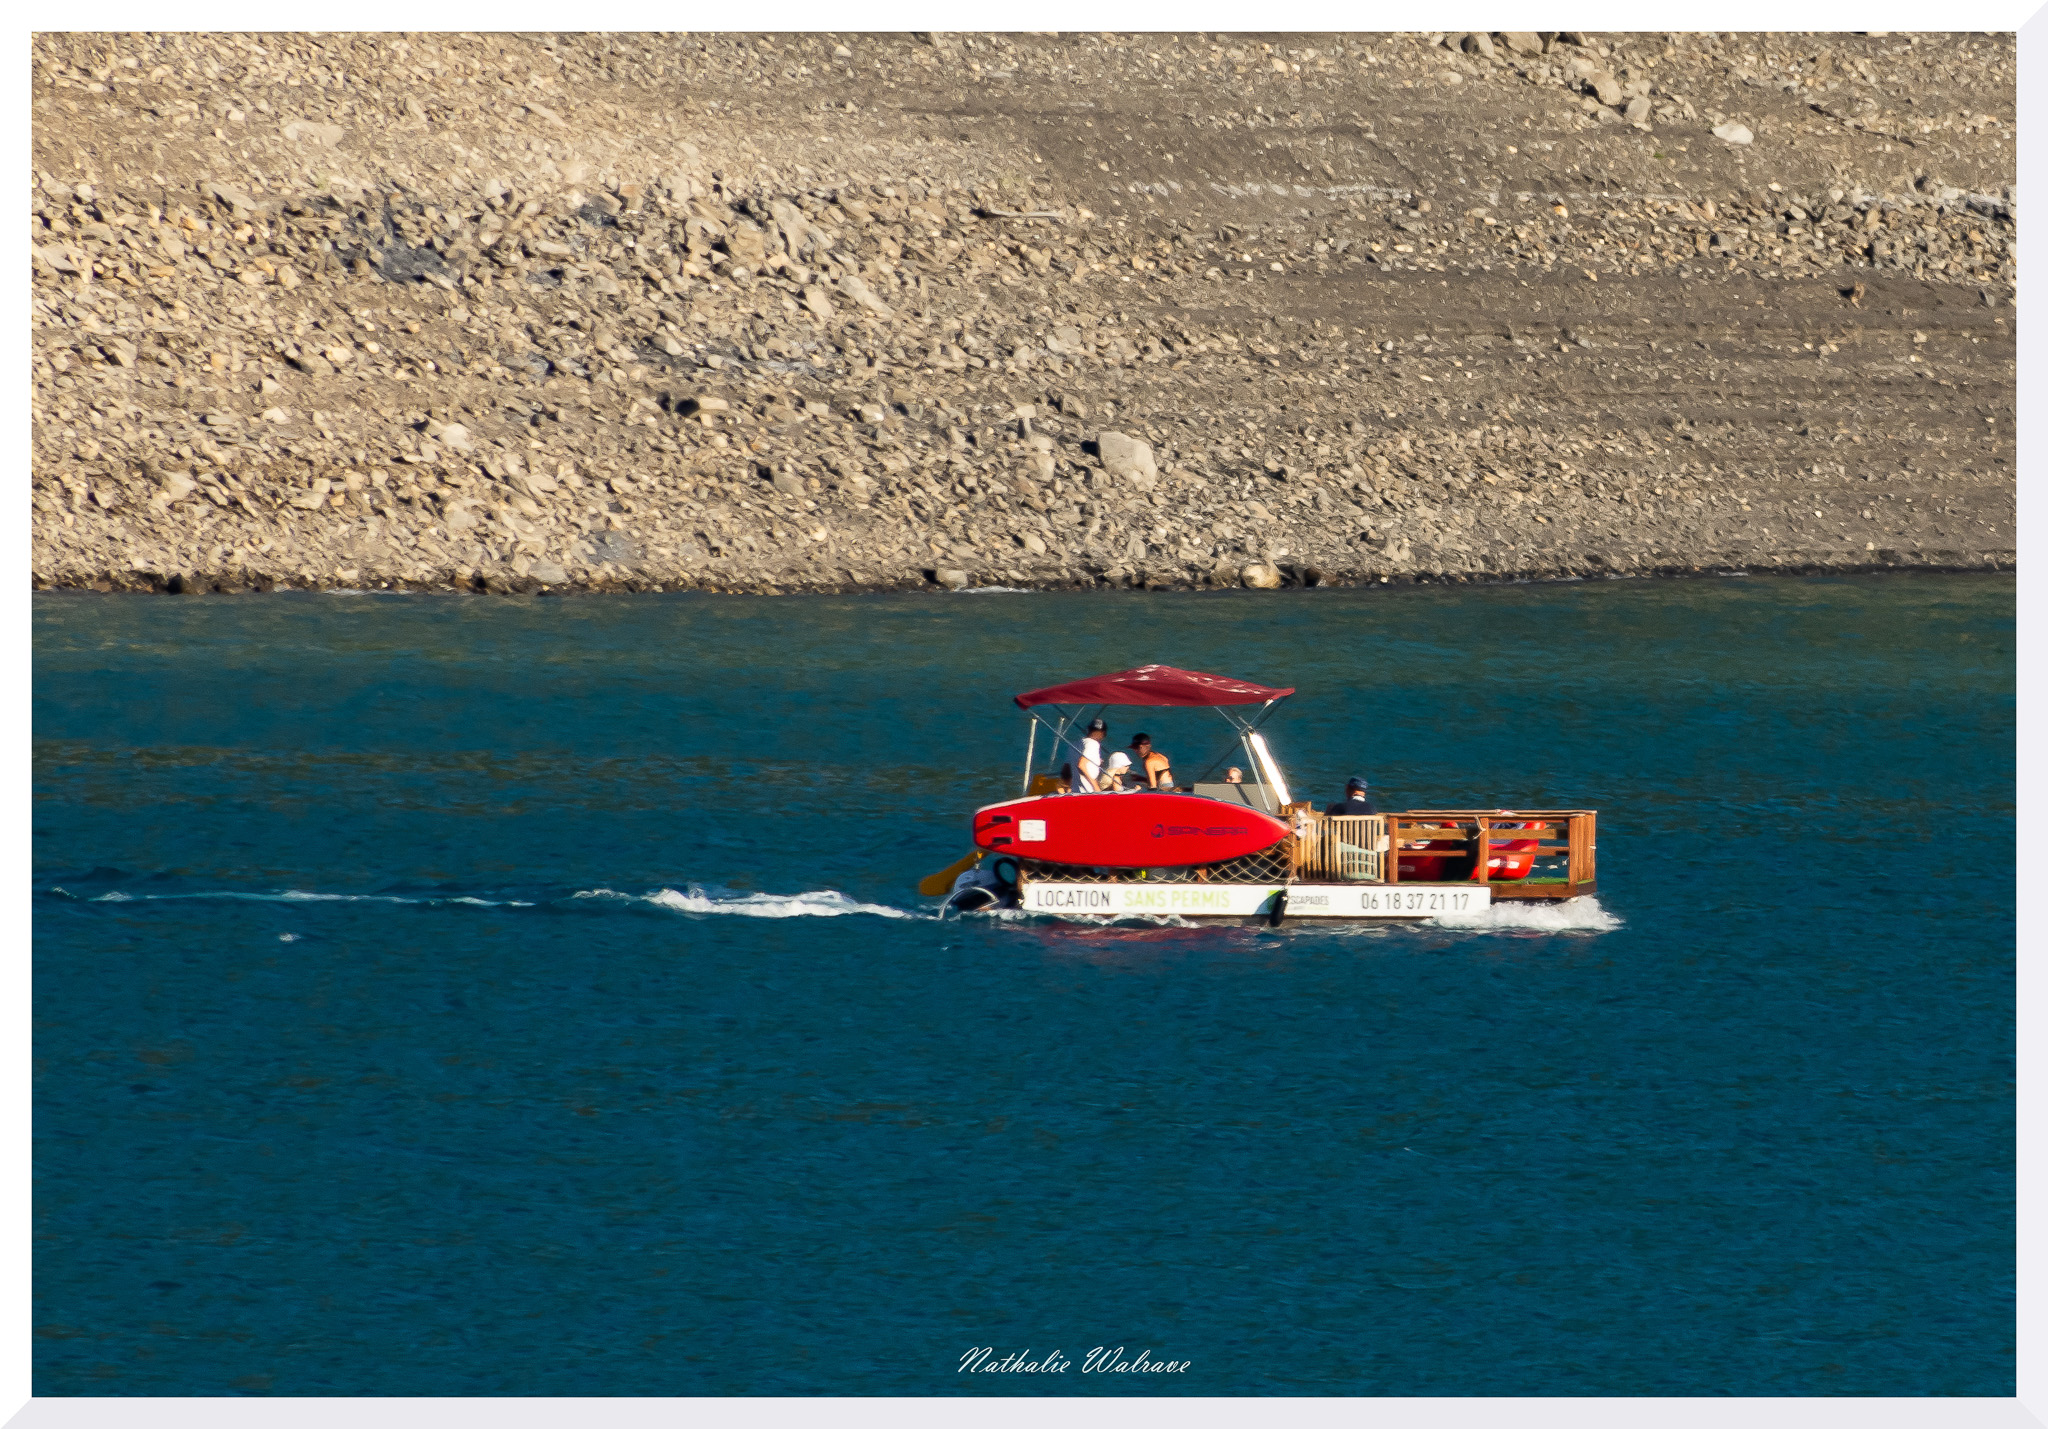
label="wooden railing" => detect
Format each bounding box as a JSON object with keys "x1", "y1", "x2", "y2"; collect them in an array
[
  {"x1": 1386, "y1": 810, "x2": 1598, "y2": 893},
  {"x1": 1292, "y1": 814, "x2": 1387, "y2": 882}
]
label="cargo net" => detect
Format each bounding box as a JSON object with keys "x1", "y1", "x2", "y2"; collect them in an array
[{"x1": 1018, "y1": 842, "x2": 1293, "y2": 886}]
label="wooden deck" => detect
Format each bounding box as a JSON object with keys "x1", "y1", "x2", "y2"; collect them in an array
[{"x1": 1010, "y1": 808, "x2": 1598, "y2": 901}]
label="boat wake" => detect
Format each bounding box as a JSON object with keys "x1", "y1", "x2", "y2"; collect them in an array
[
  {"x1": 578, "y1": 886, "x2": 923, "y2": 920},
  {"x1": 1429, "y1": 895, "x2": 1621, "y2": 932},
  {"x1": 49, "y1": 882, "x2": 1615, "y2": 933},
  {"x1": 49, "y1": 882, "x2": 918, "y2": 920},
  {"x1": 72, "y1": 888, "x2": 532, "y2": 907}
]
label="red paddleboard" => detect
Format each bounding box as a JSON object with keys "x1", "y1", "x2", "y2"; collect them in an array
[{"x1": 972, "y1": 792, "x2": 1289, "y2": 869}]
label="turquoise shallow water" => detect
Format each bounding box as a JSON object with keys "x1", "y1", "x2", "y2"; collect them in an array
[{"x1": 34, "y1": 575, "x2": 2012, "y2": 1395}]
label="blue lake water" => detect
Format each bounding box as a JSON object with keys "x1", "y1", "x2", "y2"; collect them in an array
[{"x1": 33, "y1": 575, "x2": 2012, "y2": 1396}]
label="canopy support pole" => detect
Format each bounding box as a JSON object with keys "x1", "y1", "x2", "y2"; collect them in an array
[{"x1": 1021, "y1": 718, "x2": 1038, "y2": 794}]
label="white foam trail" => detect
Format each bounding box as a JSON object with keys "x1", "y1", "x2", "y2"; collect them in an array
[
  {"x1": 77, "y1": 889, "x2": 531, "y2": 907},
  {"x1": 956, "y1": 586, "x2": 1034, "y2": 594},
  {"x1": 581, "y1": 886, "x2": 922, "y2": 920},
  {"x1": 273, "y1": 889, "x2": 532, "y2": 907},
  {"x1": 1429, "y1": 895, "x2": 1621, "y2": 933}
]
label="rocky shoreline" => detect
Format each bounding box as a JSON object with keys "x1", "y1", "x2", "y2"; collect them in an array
[{"x1": 33, "y1": 31, "x2": 2015, "y2": 595}]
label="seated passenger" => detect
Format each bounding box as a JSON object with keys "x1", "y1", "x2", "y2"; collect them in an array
[
  {"x1": 1324, "y1": 776, "x2": 1379, "y2": 817},
  {"x1": 1130, "y1": 734, "x2": 1173, "y2": 789},
  {"x1": 1102, "y1": 751, "x2": 1134, "y2": 791},
  {"x1": 1224, "y1": 767, "x2": 1244, "y2": 784}
]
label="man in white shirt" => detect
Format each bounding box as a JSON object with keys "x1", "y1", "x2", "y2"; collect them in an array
[{"x1": 1076, "y1": 717, "x2": 1107, "y2": 790}]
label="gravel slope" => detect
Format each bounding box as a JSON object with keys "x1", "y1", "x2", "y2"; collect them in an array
[{"x1": 31, "y1": 31, "x2": 2015, "y2": 593}]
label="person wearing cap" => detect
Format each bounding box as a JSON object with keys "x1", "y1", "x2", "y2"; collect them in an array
[
  {"x1": 1130, "y1": 733, "x2": 1174, "y2": 790},
  {"x1": 1325, "y1": 777, "x2": 1379, "y2": 817},
  {"x1": 1076, "y1": 717, "x2": 1107, "y2": 791}
]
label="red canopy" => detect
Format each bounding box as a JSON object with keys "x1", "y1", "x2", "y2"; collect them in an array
[{"x1": 1014, "y1": 664, "x2": 1295, "y2": 710}]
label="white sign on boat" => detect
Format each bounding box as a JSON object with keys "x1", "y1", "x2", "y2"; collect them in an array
[{"x1": 1018, "y1": 882, "x2": 1492, "y2": 919}]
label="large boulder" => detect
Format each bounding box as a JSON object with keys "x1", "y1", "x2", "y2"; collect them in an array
[{"x1": 1093, "y1": 430, "x2": 1158, "y2": 487}]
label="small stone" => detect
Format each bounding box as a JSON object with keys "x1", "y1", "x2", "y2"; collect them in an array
[
  {"x1": 1460, "y1": 32, "x2": 1494, "y2": 58},
  {"x1": 1589, "y1": 72, "x2": 1623, "y2": 107},
  {"x1": 261, "y1": 407, "x2": 291, "y2": 424},
  {"x1": 803, "y1": 285, "x2": 837, "y2": 321},
  {"x1": 679, "y1": 396, "x2": 730, "y2": 417},
  {"x1": 1499, "y1": 31, "x2": 1543, "y2": 56},
  {"x1": 723, "y1": 222, "x2": 768, "y2": 265},
  {"x1": 1240, "y1": 562, "x2": 1282, "y2": 590},
  {"x1": 839, "y1": 273, "x2": 894, "y2": 317},
  {"x1": 770, "y1": 468, "x2": 805, "y2": 497},
  {"x1": 1712, "y1": 122, "x2": 1754, "y2": 145},
  {"x1": 281, "y1": 119, "x2": 345, "y2": 147},
  {"x1": 1595, "y1": 105, "x2": 1623, "y2": 126},
  {"x1": 530, "y1": 560, "x2": 567, "y2": 585},
  {"x1": 1020, "y1": 532, "x2": 1047, "y2": 556},
  {"x1": 1625, "y1": 96, "x2": 1652, "y2": 127},
  {"x1": 427, "y1": 421, "x2": 472, "y2": 451},
  {"x1": 204, "y1": 180, "x2": 259, "y2": 218},
  {"x1": 934, "y1": 567, "x2": 970, "y2": 590},
  {"x1": 33, "y1": 243, "x2": 81, "y2": 275},
  {"x1": 857, "y1": 402, "x2": 889, "y2": 425}
]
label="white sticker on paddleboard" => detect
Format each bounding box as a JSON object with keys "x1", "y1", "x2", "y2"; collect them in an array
[{"x1": 1019, "y1": 820, "x2": 1047, "y2": 842}]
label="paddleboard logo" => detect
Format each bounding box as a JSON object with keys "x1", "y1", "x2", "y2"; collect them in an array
[{"x1": 1153, "y1": 824, "x2": 1247, "y2": 838}]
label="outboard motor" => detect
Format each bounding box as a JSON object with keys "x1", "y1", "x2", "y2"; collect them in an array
[{"x1": 944, "y1": 857, "x2": 1020, "y2": 914}]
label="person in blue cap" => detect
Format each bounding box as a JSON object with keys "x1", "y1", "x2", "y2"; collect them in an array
[{"x1": 1324, "y1": 776, "x2": 1379, "y2": 817}]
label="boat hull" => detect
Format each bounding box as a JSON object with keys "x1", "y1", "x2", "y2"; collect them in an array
[
  {"x1": 972, "y1": 792, "x2": 1290, "y2": 869},
  {"x1": 1017, "y1": 879, "x2": 1492, "y2": 921}
]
